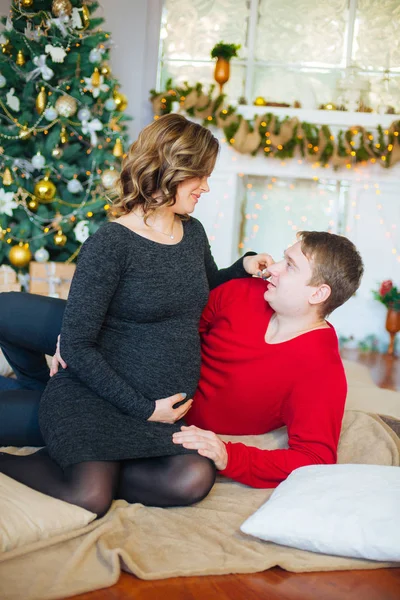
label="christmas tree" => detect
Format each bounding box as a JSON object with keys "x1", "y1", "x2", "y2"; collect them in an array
[{"x1": 0, "y1": 0, "x2": 130, "y2": 271}]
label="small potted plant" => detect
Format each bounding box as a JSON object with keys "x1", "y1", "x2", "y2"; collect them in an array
[
  {"x1": 211, "y1": 42, "x2": 241, "y2": 93},
  {"x1": 373, "y1": 280, "x2": 400, "y2": 355}
]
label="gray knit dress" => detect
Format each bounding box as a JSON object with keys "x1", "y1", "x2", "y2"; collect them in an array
[{"x1": 39, "y1": 219, "x2": 250, "y2": 469}]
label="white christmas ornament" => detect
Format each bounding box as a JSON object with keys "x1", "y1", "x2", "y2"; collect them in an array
[
  {"x1": 81, "y1": 118, "x2": 103, "y2": 145},
  {"x1": 74, "y1": 220, "x2": 90, "y2": 243},
  {"x1": 34, "y1": 247, "x2": 50, "y2": 263},
  {"x1": 78, "y1": 107, "x2": 91, "y2": 122},
  {"x1": 25, "y1": 22, "x2": 42, "y2": 42},
  {"x1": 44, "y1": 106, "x2": 58, "y2": 121},
  {"x1": 47, "y1": 15, "x2": 70, "y2": 37},
  {"x1": 104, "y1": 98, "x2": 116, "y2": 111},
  {"x1": 5, "y1": 17, "x2": 12, "y2": 32},
  {"x1": 0, "y1": 74, "x2": 6, "y2": 89},
  {"x1": 89, "y1": 48, "x2": 103, "y2": 63},
  {"x1": 83, "y1": 75, "x2": 109, "y2": 99},
  {"x1": 71, "y1": 7, "x2": 83, "y2": 29},
  {"x1": 67, "y1": 179, "x2": 83, "y2": 194},
  {"x1": 28, "y1": 55, "x2": 54, "y2": 81},
  {"x1": 31, "y1": 152, "x2": 46, "y2": 170},
  {"x1": 0, "y1": 188, "x2": 18, "y2": 216},
  {"x1": 6, "y1": 88, "x2": 20, "y2": 112},
  {"x1": 13, "y1": 159, "x2": 34, "y2": 178},
  {"x1": 45, "y1": 44, "x2": 67, "y2": 63}
]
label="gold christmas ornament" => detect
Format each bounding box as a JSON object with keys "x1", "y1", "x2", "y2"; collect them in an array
[
  {"x1": 320, "y1": 102, "x2": 337, "y2": 111},
  {"x1": 21, "y1": 0, "x2": 34, "y2": 7},
  {"x1": 101, "y1": 168, "x2": 120, "y2": 189},
  {"x1": 253, "y1": 96, "x2": 268, "y2": 106},
  {"x1": 55, "y1": 95, "x2": 77, "y2": 118},
  {"x1": 16, "y1": 50, "x2": 26, "y2": 66},
  {"x1": 34, "y1": 174, "x2": 56, "y2": 204},
  {"x1": 112, "y1": 138, "x2": 123, "y2": 158},
  {"x1": 1, "y1": 40, "x2": 12, "y2": 55},
  {"x1": 19, "y1": 126, "x2": 31, "y2": 140},
  {"x1": 109, "y1": 117, "x2": 121, "y2": 132},
  {"x1": 27, "y1": 198, "x2": 39, "y2": 212},
  {"x1": 77, "y1": 5, "x2": 90, "y2": 30},
  {"x1": 3, "y1": 167, "x2": 13, "y2": 186},
  {"x1": 54, "y1": 229, "x2": 67, "y2": 246},
  {"x1": 113, "y1": 90, "x2": 128, "y2": 112},
  {"x1": 91, "y1": 67, "x2": 101, "y2": 87},
  {"x1": 0, "y1": 226, "x2": 5, "y2": 241},
  {"x1": 36, "y1": 86, "x2": 47, "y2": 114},
  {"x1": 52, "y1": 0, "x2": 72, "y2": 17},
  {"x1": 100, "y1": 62, "x2": 111, "y2": 77},
  {"x1": 60, "y1": 126, "x2": 68, "y2": 144},
  {"x1": 51, "y1": 211, "x2": 63, "y2": 229},
  {"x1": 52, "y1": 145, "x2": 63, "y2": 158},
  {"x1": 9, "y1": 243, "x2": 32, "y2": 268}
]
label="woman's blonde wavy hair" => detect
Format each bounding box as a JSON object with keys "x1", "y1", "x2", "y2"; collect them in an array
[{"x1": 112, "y1": 114, "x2": 219, "y2": 220}]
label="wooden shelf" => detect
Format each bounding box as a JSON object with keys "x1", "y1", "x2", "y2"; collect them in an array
[{"x1": 237, "y1": 106, "x2": 399, "y2": 128}]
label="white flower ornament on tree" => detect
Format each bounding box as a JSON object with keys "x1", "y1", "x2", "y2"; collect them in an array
[
  {"x1": 83, "y1": 74, "x2": 109, "y2": 98},
  {"x1": 0, "y1": 188, "x2": 18, "y2": 216}
]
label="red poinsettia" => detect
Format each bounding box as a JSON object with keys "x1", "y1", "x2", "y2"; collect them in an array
[
  {"x1": 374, "y1": 280, "x2": 400, "y2": 312},
  {"x1": 379, "y1": 280, "x2": 393, "y2": 297}
]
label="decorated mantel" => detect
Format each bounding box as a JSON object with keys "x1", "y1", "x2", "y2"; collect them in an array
[{"x1": 151, "y1": 77, "x2": 400, "y2": 353}]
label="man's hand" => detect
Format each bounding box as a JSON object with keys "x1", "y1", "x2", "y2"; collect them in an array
[
  {"x1": 148, "y1": 394, "x2": 193, "y2": 424},
  {"x1": 49, "y1": 334, "x2": 67, "y2": 377},
  {"x1": 172, "y1": 425, "x2": 228, "y2": 470},
  {"x1": 243, "y1": 253, "x2": 275, "y2": 278}
]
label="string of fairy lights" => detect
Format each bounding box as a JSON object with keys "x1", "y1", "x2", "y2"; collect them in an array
[{"x1": 240, "y1": 175, "x2": 399, "y2": 265}]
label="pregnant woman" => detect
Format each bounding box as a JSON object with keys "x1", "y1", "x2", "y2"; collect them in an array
[{"x1": 0, "y1": 114, "x2": 269, "y2": 517}]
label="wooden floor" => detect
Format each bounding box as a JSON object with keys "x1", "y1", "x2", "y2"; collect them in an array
[{"x1": 73, "y1": 351, "x2": 400, "y2": 600}]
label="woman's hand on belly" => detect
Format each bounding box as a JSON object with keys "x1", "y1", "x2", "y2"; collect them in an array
[{"x1": 147, "y1": 393, "x2": 193, "y2": 424}]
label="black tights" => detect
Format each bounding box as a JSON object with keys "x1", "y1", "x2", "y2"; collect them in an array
[
  {"x1": 0, "y1": 293, "x2": 216, "y2": 514},
  {"x1": 0, "y1": 450, "x2": 216, "y2": 516}
]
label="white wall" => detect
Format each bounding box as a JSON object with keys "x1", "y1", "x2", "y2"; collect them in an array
[{"x1": 97, "y1": 0, "x2": 162, "y2": 140}]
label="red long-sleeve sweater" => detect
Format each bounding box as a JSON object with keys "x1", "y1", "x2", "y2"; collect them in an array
[{"x1": 186, "y1": 277, "x2": 347, "y2": 489}]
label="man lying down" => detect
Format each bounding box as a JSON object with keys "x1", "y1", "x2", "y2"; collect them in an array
[{"x1": 0, "y1": 231, "x2": 363, "y2": 494}]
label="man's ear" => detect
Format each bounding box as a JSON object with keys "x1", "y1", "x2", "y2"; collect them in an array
[{"x1": 309, "y1": 284, "x2": 331, "y2": 307}]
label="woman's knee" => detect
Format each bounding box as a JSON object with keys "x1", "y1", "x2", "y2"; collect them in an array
[
  {"x1": 172, "y1": 455, "x2": 216, "y2": 506},
  {"x1": 65, "y1": 484, "x2": 113, "y2": 517}
]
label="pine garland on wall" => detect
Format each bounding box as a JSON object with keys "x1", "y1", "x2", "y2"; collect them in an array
[{"x1": 151, "y1": 80, "x2": 400, "y2": 170}]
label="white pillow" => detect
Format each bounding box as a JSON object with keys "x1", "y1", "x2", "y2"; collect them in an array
[
  {"x1": 240, "y1": 464, "x2": 400, "y2": 562},
  {"x1": 0, "y1": 473, "x2": 96, "y2": 553}
]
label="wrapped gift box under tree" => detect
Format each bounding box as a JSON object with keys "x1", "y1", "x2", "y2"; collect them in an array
[
  {"x1": 29, "y1": 262, "x2": 75, "y2": 300},
  {"x1": 0, "y1": 265, "x2": 22, "y2": 293}
]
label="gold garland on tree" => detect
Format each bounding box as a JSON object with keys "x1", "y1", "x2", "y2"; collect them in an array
[{"x1": 150, "y1": 83, "x2": 400, "y2": 169}]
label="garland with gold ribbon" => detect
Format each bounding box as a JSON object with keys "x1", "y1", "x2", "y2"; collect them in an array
[{"x1": 150, "y1": 81, "x2": 400, "y2": 169}]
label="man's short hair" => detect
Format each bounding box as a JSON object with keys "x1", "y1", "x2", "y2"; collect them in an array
[{"x1": 297, "y1": 231, "x2": 364, "y2": 317}]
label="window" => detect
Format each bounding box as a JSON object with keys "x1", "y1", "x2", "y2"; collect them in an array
[{"x1": 158, "y1": 0, "x2": 400, "y2": 109}]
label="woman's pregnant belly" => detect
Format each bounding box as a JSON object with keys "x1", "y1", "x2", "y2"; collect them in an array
[{"x1": 97, "y1": 319, "x2": 201, "y2": 401}]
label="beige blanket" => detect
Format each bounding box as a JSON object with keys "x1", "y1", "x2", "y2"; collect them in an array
[{"x1": 1, "y1": 360, "x2": 400, "y2": 600}]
